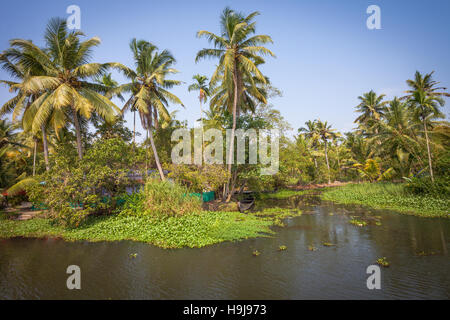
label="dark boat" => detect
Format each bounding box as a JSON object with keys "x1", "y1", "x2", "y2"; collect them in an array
[{"x1": 238, "y1": 192, "x2": 255, "y2": 212}]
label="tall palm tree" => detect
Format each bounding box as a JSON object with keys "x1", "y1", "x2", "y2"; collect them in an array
[
  {"x1": 298, "y1": 120, "x2": 320, "y2": 169},
  {"x1": 404, "y1": 71, "x2": 450, "y2": 99},
  {"x1": 0, "y1": 48, "x2": 55, "y2": 171},
  {"x1": 195, "y1": 7, "x2": 275, "y2": 196},
  {"x1": 188, "y1": 74, "x2": 211, "y2": 162},
  {"x1": 7, "y1": 18, "x2": 121, "y2": 160},
  {"x1": 407, "y1": 90, "x2": 445, "y2": 182},
  {"x1": 377, "y1": 97, "x2": 423, "y2": 172},
  {"x1": 117, "y1": 39, "x2": 183, "y2": 180},
  {"x1": 354, "y1": 90, "x2": 388, "y2": 137},
  {"x1": 315, "y1": 120, "x2": 339, "y2": 184},
  {"x1": 188, "y1": 74, "x2": 210, "y2": 124}
]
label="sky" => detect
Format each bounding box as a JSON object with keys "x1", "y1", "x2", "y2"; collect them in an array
[{"x1": 0, "y1": 0, "x2": 449, "y2": 141}]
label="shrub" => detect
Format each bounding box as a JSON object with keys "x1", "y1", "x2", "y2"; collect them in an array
[
  {"x1": 26, "y1": 138, "x2": 138, "y2": 227},
  {"x1": 168, "y1": 164, "x2": 229, "y2": 193},
  {"x1": 123, "y1": 178, "x2": 202, "y2": 217},
  {"x1": 404, "y1": 176, "x2": 450, "y2": 198}
]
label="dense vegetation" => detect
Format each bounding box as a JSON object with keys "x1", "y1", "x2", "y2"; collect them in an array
[
  {"x1": 0, "y1": 7, "x2": 449, "y2": 246},
  {"x1": 321, "y1": 183, "x2": 449, "y2": 218}
]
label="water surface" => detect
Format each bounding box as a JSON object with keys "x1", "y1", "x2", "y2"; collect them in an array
[{"x1": 1, "y1": 196, "x2": 449, "y2": 299}]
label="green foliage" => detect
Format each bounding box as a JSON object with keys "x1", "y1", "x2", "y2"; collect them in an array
[
  {"x1": 168, "y1": 164, "x2": 229, "y2": 193},
  {"x1": 26, "y1": 138, "x2": 137, "y2": 226},
  {"x1": 322, "y1": 183, "x2": 450, "y2": 218},
  {"x1": 404, "y1": 175, "x2": 450, "y2": 198},
  {"x1": 123, "y1": 178, "x2": 202, "y2": 217},
  {"x1": 353, "y1": 158, "x2": 394, "y2": 182}
]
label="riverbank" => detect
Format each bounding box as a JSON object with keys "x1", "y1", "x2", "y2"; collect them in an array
[
  {"x1": 0, "y1": 211, "x2": 276, "y2": 248},
  {"x1": 321, "y1": 182, "x2": 450, "y2": 218}
]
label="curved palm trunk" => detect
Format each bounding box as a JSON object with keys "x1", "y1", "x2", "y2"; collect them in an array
[
  {"x1": 133, "y1": 111, "x2": 136, "y2": 145},
  {"x1": 324, "y1": 140, "x2": 331, "y2": 184},
  {"x1": 423, "y1": 120, "x2": 434, "y2": 182},
  {"x1": 33, "y1": 139, "x2": 37, "y2": 176},
  {"x1": 73, "y1": 110, "x2": 83, "y2": 159},
  {"x1": 148, "y1": 128, "x2": 165, "y2": 180},
  {"x1": 41, "y1": 124, "x2": 50, "y2": 171}
]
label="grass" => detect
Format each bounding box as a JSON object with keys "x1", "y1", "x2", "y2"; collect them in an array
[
  {"x1": 321, "y1": 183, "x2": 450, "y2": 218},
  {"x1": 0, "y1": 211, "x2": 276, "y2": 249}
]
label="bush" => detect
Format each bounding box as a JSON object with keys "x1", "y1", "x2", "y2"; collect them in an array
[
  {"x1": 404, "y1": 176, "x2": 450, "y2": 198},
  {"x1": 122, "y1": 178, "x2": 202, "y2": 217},
  {"x1": 26, "y1": 138, "x2": 138, "y2": 227},
  {"x1": 168, "y1": 164, "x2": 229, "y2": 193}
]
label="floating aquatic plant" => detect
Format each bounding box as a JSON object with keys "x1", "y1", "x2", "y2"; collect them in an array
[
  {"x1": 322, "y1": 242, "x2": 335, "y2": 247},
  {"x1": 349, "y1": 218, "x2": 368, "y2": 227},
  {"x1": 376, "y1": 257, "x2": 389, "y2": 267}
]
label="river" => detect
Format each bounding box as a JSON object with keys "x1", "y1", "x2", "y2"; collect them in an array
[{"x1": 1, "y1": 194, "x2": 449, "y2": 299}]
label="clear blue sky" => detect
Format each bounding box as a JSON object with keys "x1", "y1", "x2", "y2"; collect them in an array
[{"x1": 1, "y1": 0, "x2": 449, "y2": 140}]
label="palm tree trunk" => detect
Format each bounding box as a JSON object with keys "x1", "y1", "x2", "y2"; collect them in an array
[
  {"x1": 33, "y1": 139, "x2": 37, "y2": 176},
  {"x1": 324, "y1": 141, "x2": 331, "y2": 184},
  {"x1": 73, "y1": 110, "x2": 83, "y2": 159},
  {"x1": 200, "y1": 99, "x2": 205, "y2": 163},
  {"x1": 423, "y1": 120, "x2": 434, "y2": 182},
  {"x1": 224, "y1": 70, "x2": 239, "y2": 201},
  {"x1": 133, "y1": 110, "x2": 136, "y2": 145},
  {"x1": 41, "y1": 124, "x2": 50, "y2": 171},
  {"x1": 148, "y1": 128, "x2": 165, "y2": 180}
]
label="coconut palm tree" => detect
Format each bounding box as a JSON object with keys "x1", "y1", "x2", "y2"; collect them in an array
[
  {"x1": 116, "y1": 39, "x2": 183, "y2": 180},
  {"x1": 315, "y1": 120, "x2": 339, "y2": 184},
  {"x1": 0, "y1": 47, "x2": 56, "y2": 171},
  {"x1": 354, "y1": 90, "x2": 388, "y2": 137},
  {"x1": 407, "y1": 90, "x2": 445, "y2": 182},
  {"x1": 376, "y1": 97, "x2": 423, "y2": 174},
  {"x1": 188, "y1": 74, "x2": 210, "y2": 125},
  {"x1": 195, "y1": 7, "x2": 275, "y2": 196},
  {"x1": 188, "y1": 74, "x2": 210, "y2": 159},
  {"x1": 7, "y1": 18, "x2": 121, "y2": 160},
  {"x1": 404, "y1": 71, "x2": 450, "y2": 99},
  {"x1": 298, "y1": 120, "x2": 321, "y2": 169}
]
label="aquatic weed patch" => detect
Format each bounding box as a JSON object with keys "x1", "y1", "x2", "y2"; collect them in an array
[
  {"x1": 0, "y1": 211, "x2": 274, "y2": 248},
  {"x1": 321, "y1": 183, "x2": 449, "y2": 218}
]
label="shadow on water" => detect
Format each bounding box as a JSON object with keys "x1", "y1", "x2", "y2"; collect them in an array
[{"x1": 1, "y1": 192, "x2": 449, "y2": 299}]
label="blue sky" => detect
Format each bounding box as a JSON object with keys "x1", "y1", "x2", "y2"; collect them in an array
[{"x1": 1, "y1": 0, "x2": 449, "y2": 141}]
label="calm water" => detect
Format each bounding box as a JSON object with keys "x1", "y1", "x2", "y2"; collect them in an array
[{"x1": 1, "y1": 195, "x2": 449, "y2": 299}]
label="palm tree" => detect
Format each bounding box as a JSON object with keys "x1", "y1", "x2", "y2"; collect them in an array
[
  {"x1": 298, "y1": 120, "x2": 320, "y2": 169},
  {"x1": 188, "y1": 74, "x2": 210, "y2": 125},
  {"x1": 7, "y1": 18, "x2": 121, "y2": 160},
  {"x1": 188, "y1": 74, "x2": 210, "y2": 159},
  {"x1": 404, "y1": 71, "x2": 450, "y2": 99},
  {"x1": 195, "y1": 7, "x2": 275, "y2": 196},
  {"x1": 377, "y1": 97, "x2": 423, "y2": 174},
  {"x1": 117, "y1": 39, "x2": 183, "y2": 180},
  {"x1": 354, "y1": 90, "x2": 388, "y2": 136},
  {"x1": 0, "y1": 47, "x2": 55, "y2": 171},
  {"x1": 315, "y1": 120, "x2": 339, "y2": 184},
  {"x1": 407, "y1": 90, "x2": 445, "y2": 182}
]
